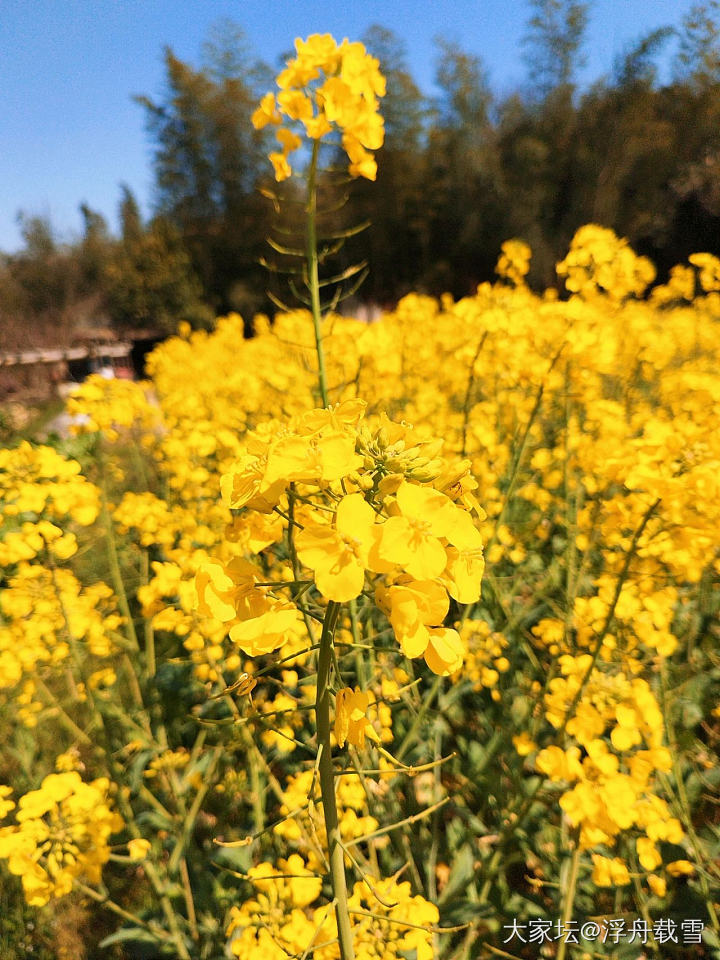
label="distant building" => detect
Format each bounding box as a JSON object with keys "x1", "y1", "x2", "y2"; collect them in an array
[{"x1": 0, "y1": 327, "x2": 163, "y2": 401}]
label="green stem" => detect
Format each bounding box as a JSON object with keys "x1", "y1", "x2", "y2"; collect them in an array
[
  {"x1": 168, "y1": 746, "x2": 222, "y2": 875},
  {"x1": 72, "y1": 879, "x2": 171, "y2": 942},
  {"x1": 350, "y1": 799, "x2": 451, "y2": 852},
  {"x1": 397, "y1": 675, "x2": 442, "y2": 761},
  {"x1": 243, "y1": 724, "x2": 266, "y2": 835},
  {"x1": 110, "y1": 777, "x2": 192, "y2": 959},
  {"x1": 659, "y1": 661, "x2": 720, "y2": 933},
  {"x1": 556, "y1": 843, "x2": 581, "y2": 960},
  {"x1": 34, "y1": 678, "x2": 96, "y2": 749},
  {"x1": 428, "y1": 692, "x2": 444, "y2": 959},
  {"x1": 460, "y1": 332, "x2": 488, "y2": 457},
  {"x1": 142, "y1": 549, "x2": 156, "y2": 678},
  {"x1": 307, "y1": 139, "x2": 329, "y2": 407},
  {"x1": 179, "y1": 856, "x2": 199, "y2": 942},
  {"x1": 563, "y1": 361, "x2": 581, "y2": 650},
  {"x1": 98, "y1": 448, "x2": 140, "y2": 653},
  {"x1": 484, "y1": 346, "x2": 563, "y2": 555},
  {"x1": 428, "y1": 690, "x2": 443, "y2": 904},
  {"x1": 560, "y1": 496, "x2": 660, "y2": 727},
  {"x1": 316, "y1": 600, "x2": 355, "y2": 960},
  {"x1": 349, "y1": 599, "x2": 364, "y2": 688},
  {"x1": 627, "y1": 844, "x2": 659, "y2": 955}
]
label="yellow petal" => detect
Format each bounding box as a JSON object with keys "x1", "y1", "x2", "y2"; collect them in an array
[
  {"x1": 375, "y1": 516, "x2": 412, "y2": 567},
  {"x1": 316, "y1": 554, "x2": 365, "y2": 602},
  {"x1": 424, "y1": 628, "x2": 464, "y2": 675},
  {"x1": 405, "y1": 534, "x2": 447, "y2": 580},
  {"x1": 335, "y1": 494, "x2": 376, "y2": 543}
]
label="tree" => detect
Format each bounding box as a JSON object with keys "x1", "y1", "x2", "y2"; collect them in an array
[
  {"x1": 0, "y1": 214, "x2": 96, "y2": 347},
  {"x1": 612, "y1": 27, "x2": 674, "y2": 89},
  {"x1": 422, "y1": 39, "x2": 502, "y2": 294},
  {"x1": 119, "y1": 184, "x2": 142, "y2": 245},
  {"x1": 10, "y1": 215, "x2": 81, "y2": 323},
  {"x1": 135, "y1": 24, "x2": 273, "y2": 316},
  {"x1": 674, "y1": 1, "x2": 720, "y2": 87},
  {"x1": 576, "y1": 31, "x2": 676, "y2": 239},
  {"x1": 78, "y1": 203, "x2": 112, "y2": 291},
  {"x1": 522, "y1": 0, "x2": 589, "y2": 99},
  {"x1": 105, "y1": 188, "x2": 213, "y2": 333},
  {"x1": 343, "y1": 26, "x2": 429, "y2": 303}
]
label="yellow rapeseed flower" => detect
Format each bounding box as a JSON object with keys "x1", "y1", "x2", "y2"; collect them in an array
[{"x1": 254, "y1": 33, "x2": 385, "y2": 181}]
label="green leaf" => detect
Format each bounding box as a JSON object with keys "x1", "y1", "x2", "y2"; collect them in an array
[
  {"x1": 438, "y1": 843, "x2": 475, "y2": 904},
  {"x1": 98, "y1": 927, "x2": 162, "y2": 948}
]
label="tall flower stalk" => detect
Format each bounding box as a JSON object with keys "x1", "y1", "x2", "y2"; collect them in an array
[
  {"x1": 315, "y1": 600, "x2": 354, "y2": 958},
  {"x1": 306, "y1": 139, "x2": 329, "y2": 407},
  {"x1": 252, "y1": 34, "x2": 387, "y2": 959},
  {"x1": 252, "y1": 33, "x2": 385, "y2": 408}
]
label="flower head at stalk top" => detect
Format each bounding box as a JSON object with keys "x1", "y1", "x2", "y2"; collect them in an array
[{"x1": 252, "y1": 33, "x2": 386, "y2": 182}]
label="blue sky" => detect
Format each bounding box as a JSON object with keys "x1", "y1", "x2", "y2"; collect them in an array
[{"x1": 0, "y1": 0, "x2": 701, "y2": 252}]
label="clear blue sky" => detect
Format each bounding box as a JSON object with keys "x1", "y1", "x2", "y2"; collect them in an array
[{"x1": 0, "y1": 0, "x2": 700, "y2": 253}]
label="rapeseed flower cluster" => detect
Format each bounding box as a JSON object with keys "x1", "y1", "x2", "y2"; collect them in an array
[
  {"x1": 495, "y1": 238, "x2": 532, "y2": 287},
  {"x1": 66, "y1": 374, "x2": 159, "y2": 445},
  {"x1": 536, "y1": 663, "x2": 680, "y2": 869},
  {"x1": 0, "y1": 442, "x2": 120, "y2": 724},
  {"x1": 0, "y1": 772, "x2": 122, "y2": 906},
  {"x1": 556, "y1": 224, "x2": 656, "y2": 301},
  {"x1": 0, "y1": 442, "x2": 99, "y2": 565},
  {"x1": 226, "y1": 864, "x2": 436, "y2": 960},
  {"x1": 252, "y1": 33, "x2": 385, "y2": 180},
  {"x1": 459, "y1": 619, "x2": 510, "y2": 695},
  {"x1": 0, "y1": 565, "x2": 120, "y2": 722},
  {"x1": 197, "y1": 399, "x2": 484, "y2": 678},
  {"x1": 273, "y1": 769, "x2": 380, "y2": 872}
]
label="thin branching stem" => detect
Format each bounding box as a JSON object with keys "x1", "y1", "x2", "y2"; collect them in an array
[{"x1": 316, "y1": 600, "x2": 355, "y2": 960}]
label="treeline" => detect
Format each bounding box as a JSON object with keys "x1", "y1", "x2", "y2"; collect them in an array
[{"x1": 3, "y1": 2, "x2": 720, "y2": 346}]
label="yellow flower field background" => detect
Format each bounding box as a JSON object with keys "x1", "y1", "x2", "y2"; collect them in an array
[{"x1": 1, "y1": 33, "x2": 720, "y2": 960}]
